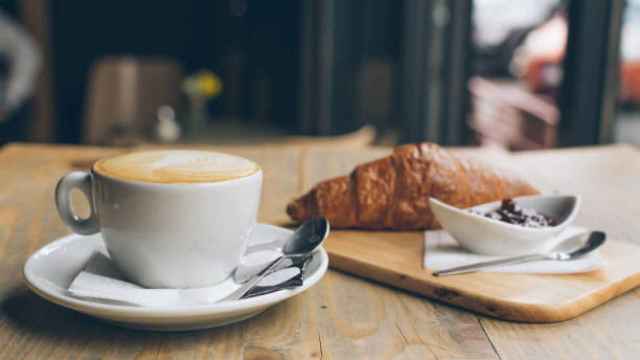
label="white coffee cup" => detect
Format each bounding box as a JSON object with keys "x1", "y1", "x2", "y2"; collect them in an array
[{"x1": 55, "y1": 153, "x2": 262, "y2": 289}]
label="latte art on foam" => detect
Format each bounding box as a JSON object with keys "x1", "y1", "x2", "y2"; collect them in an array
[{"x1": 94, "y1": 150, "x2": 259, "y2": 183}]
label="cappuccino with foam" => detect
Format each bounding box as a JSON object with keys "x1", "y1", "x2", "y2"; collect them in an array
[{"x1": 93, "y1": 150, "x2": 259, "y2": 184}]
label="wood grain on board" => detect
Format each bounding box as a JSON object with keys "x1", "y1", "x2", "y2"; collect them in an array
[{"x1": 325, "y1": 230, "x2": 640, "y2": 322}]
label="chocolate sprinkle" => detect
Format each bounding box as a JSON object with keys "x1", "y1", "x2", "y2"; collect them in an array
[{"x1": 470, "y1": 199, "x2": 557, "y2": 228}]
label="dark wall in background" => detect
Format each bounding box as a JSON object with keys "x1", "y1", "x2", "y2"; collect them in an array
[
  {"x1": 0, "y1": 0, "x2": 29, "y2": 144},
  {"x1": 51, "y1": 0, "x2": 301, "y2": 143},
  {"x1": 0, "y1": 1, "x2": 18, "y2": 17}
]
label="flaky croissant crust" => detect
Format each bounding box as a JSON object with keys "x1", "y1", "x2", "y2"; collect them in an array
[{"x1": 287, "y1": 143, "x2": 539, "y2": 230}]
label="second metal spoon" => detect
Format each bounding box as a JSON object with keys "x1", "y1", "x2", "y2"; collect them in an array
[{"x1": 433, "y1": 231, "x2": 606, "y2": 276}]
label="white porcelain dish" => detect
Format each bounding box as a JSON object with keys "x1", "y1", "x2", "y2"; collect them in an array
[
  {"x1": 24, "y1": 223, "x2": 328, "y2": 331},
  {"x1": 430, "y1": 195, "x2": 580, "y2": 255}
]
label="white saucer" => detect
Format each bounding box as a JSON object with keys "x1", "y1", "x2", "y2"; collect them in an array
[{"x1": 24, "y1": 223, "x2": 328, "y2": 331}]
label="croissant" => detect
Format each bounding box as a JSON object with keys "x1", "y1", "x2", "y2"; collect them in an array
[{"x1": 287, "y1": 143, "x2": 539, "y2": 230}]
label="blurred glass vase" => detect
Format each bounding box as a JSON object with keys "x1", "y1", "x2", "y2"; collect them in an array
[{"x1": 182, "y1": 70, "x2": 222, "y2": 136}]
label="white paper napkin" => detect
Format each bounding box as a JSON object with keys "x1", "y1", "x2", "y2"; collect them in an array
[
  {"x1": 424, "y1": 226, "x2": 605, "y2": 274},
  {"x1": 68, "y1": 247, "x2": 300, "y2": 307}
]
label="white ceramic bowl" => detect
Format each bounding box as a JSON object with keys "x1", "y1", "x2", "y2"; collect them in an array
[{"x1": 429, "y1": 195, "x2": 580, "y2": 255}]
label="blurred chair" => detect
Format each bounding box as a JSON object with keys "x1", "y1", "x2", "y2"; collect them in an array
[
  {"x1": 84, "y1": 56, "x2": 183, "y2": 145},
  {"x1": 469, "y1": 77, "x2": 558, "y2": 150}
]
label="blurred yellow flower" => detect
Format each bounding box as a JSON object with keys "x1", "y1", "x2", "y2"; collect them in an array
[
  {"x1": 182, "y1": 70, "x2": 223, "y2": 98},
  {"x1": 197, "y1": 71, "x2": 222, "y2": 97}
]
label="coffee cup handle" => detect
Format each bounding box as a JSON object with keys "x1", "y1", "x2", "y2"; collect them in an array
[{"x1": 55, "y1": 171, "x2": 100, "y2": 235}]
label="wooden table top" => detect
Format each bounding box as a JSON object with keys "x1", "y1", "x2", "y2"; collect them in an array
[{"x1": 0, "y1": 142, "x2": 639, "y2": 359}]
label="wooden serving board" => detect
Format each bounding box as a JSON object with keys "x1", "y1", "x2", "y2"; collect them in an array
[{"x1": 324, "y1": 230, "x2": 640, "y2": 323}]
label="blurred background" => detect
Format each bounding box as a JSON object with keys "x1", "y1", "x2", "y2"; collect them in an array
[{"x1": 0, "y1": 0, "x2": 634, "y2": 149}]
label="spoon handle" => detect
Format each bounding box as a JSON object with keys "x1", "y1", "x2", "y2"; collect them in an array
[
  {"x1": 432, "y1": 253, "x2": 547, "y2": 276},
  {"x1": 220, "y1": 257, "x2": 287, "y2": 302}
]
